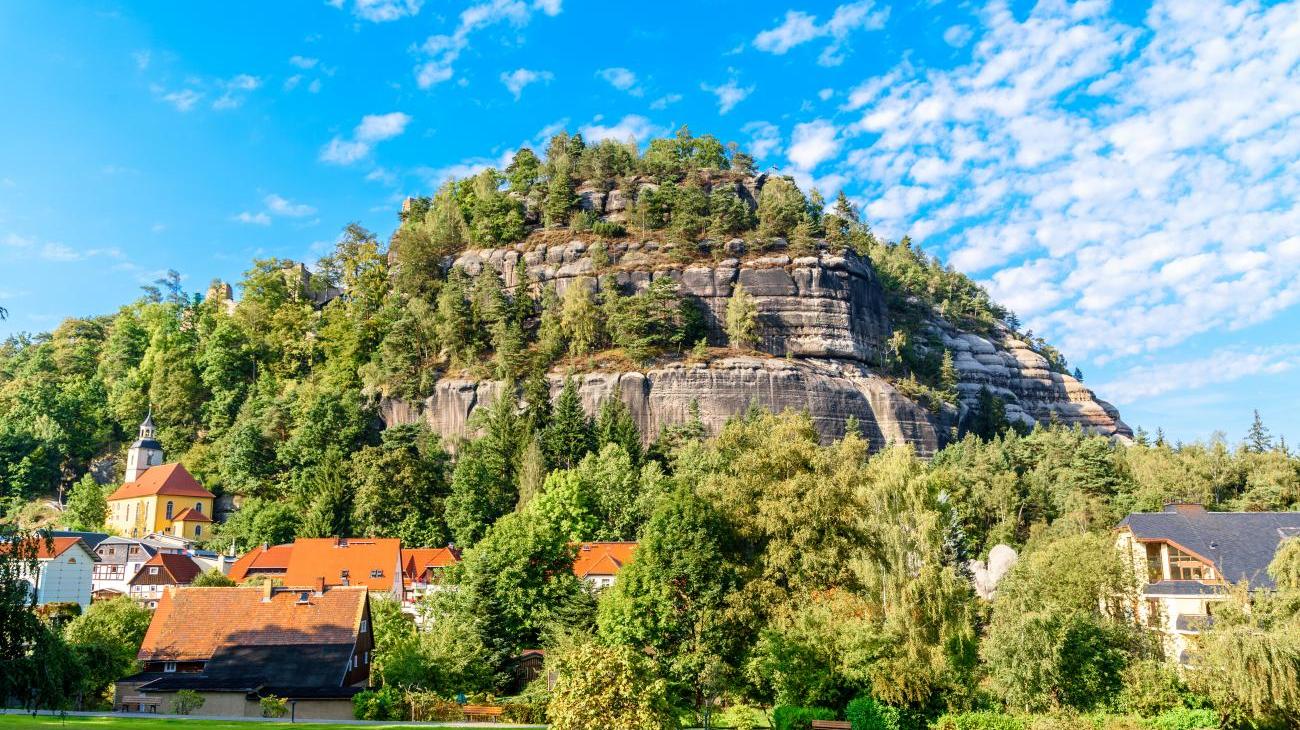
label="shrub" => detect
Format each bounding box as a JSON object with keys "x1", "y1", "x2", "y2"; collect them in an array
[
  {"x1": 1115, "y1": 660, "x2": 1185, "y2": 716},
  {"x1": 353, "y1": 687, "x2": 403, "y2": 720},
  {"x1": 773, "y1": 705, "x2": 837, "y2": 730},
  {"x1": 1148, "y1": 708, "x2": 1219, "y2": 730},
  {"x1": 170, "y1": 689, "x2": 204, "y2": 715},
  {"x1": 846, "y1": 696, "x2": 902, "y2": 730},
  {"x1": 590, "y1": 220, "x2": 626, "y2": 238},
  {"x1": 259, "y1": 695, "x2": 288, "y2": 718},
  {"x1": 931, "y1": 712, "x2": 1027, "y2": 730}
]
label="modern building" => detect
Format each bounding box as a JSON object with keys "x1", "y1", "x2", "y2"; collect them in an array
[
  {"x1": 1116, "y1": 502, "x2": 1300, "y2": 663},
  {"x1": 106, "y1": 415, "x2": 215, "y2": 540},
  {"x1": 4, "y1": 536, "x2": 99, "y2": 610},
  {"x1": 572, "y1": 542, "x2": 637, "y2": 589},
  {"x1": 116, "y1": 583, "x2": 373, "y2": 720}
]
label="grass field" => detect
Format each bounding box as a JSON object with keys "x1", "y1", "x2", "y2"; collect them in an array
[{"x1": 0, "y1": 715, "x2": 531, "y2": 729}]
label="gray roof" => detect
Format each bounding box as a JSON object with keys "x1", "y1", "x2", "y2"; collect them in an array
[
  {"x1": 51, "y1": 530, "x2": 110, "y2": 549},
  {"x1": 136, "y1": 643, "x2": 357, "y2": 696},
  {"x1": 1120, "y1": 505, "x2": 1300, "y2": 590},
  {"x1": 95, "y1": 537, "x2": 158, "y2": 566},
  {"x1": 1143, "y1": 580, "x2": 1223, "y2": 597}
]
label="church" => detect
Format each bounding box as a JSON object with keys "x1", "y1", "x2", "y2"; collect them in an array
[{"x1": 105, "y1": 413, "x2": 215, "y2": 540}]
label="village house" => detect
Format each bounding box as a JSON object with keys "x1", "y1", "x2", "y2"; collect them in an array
[
  {"x1": 401, "y1": 546, "x2": 461, "y2": 611},
  {"x1": 128, "y1": 552, "x2": 203, "y2": 609},
  {"x1": 573, "y1": 542, "x2": 636, "y2": 589},
  {"x1": 106, "y1": 414, "x2": 215, "y2": 540},
  {"x1": 116, "y1": 582, "x2": 372, "y2": 720},
  {"x1": 1116, "y1": 502, "x2": 1300, "y2": 663},
  {"x1": 3, "y1": 535, "x2": 99, "y2": 610},
  {"x1": 92, "y1": 536, "x2": 158, "y2": 600},
  {"x1": 229, "y1": 537, "x2": 403, "y2": 600}
]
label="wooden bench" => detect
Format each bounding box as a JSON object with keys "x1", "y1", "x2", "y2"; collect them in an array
[
  {"x1": 462, "y1": 704, "x2": 505, "y2": 722},
  {"x1": 811, "y1": 722, "x2": 852, "y2": 730}
]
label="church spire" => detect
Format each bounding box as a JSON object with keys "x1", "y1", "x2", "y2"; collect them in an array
[{"x1": 125, "y1": 408, "x2": 164, "y2": 483}]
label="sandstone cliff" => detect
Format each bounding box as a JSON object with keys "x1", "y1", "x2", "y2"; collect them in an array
[{"x1": 381, "y1": 238, "x2": 1130, "y2": 454}]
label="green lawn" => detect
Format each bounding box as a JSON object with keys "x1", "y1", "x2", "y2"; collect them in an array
[{"x1": 0, "y1": 715, "x2": 523, "y2": 729}]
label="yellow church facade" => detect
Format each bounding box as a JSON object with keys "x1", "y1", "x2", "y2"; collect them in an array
[{"x1": 105, "y1": 414, "x2": 215, "y2": 540}]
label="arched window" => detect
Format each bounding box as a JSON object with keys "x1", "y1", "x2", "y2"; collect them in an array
[
  {"x1": 165, "y1": 501, "x2": 174, "y2": 520},
  {"x1": 194, "y1": 525, "x2": 202, "y2": 537},
  {"x1": 195, "y1": 502, "x2": 202, "y2": 514}
]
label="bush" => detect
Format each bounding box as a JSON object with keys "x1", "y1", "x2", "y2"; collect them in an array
[
  {"x1": 259, "y1": 695, "x2": 288, "y2": 718},
  {"x1": 170, "y1": 689, "x2": 204, "y2": 715},
  {"x1": 846, "y1": 696, "x2": 902, "y2": 730},
  {"x1": 773, "y1": 705, "x2": 837, "y2": 730},
  {"x1": 931, "y1": 712, "x2": 1027, "y2": 730},
  {"x1": 353, "y1": 687, "x2": 403, "y2": 720},
  {"x1": 1148, "y1": 708, "x2": 1219, "y2": 730},
  {"x1": 1115, "y1": 660, "x2": 1185, "y2": 716},
  {"x1": 591, "y1": 220, "x2": 626, "y2": 238}
]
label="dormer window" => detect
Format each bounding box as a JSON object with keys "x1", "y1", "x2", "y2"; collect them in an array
[
  {"x1": 1168, "y1": 546, "x2": 1210, "y2": 581},
  {"x1": 370, "y1": 569, "x2": 383, "y2": 578},
  {"x1": 297, "y1": 591, "x2": 311, "y2": 604}
]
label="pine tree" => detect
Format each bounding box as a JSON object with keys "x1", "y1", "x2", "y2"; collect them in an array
[
  {"x1": 940, "y1": 349, "x2": 959, "y2": 400},
  {"x1": 516, "y1": 437, "x2": 547, "y2": 510},
  {"x1": 544, "y1": 377, "x2": 595, "y2": 469},
  {"x1": 435, "y1": 268, "x2": 475, "y2": 365},
  {"x1": 1246, "y1": 410, "x2": 1273, "y2": 453},
  {"x1": 966, "y1": 386, "x2": 1009, "y2": 440},
  {"x1": 561, "y1": 278, "x2": 602, "y2": 357},
  {"x1": 596, "y1": 398, "x2": 643, "y2": 465},
  {"x1": 63, "y1": 474, "x2": 107, "y2": 531},
  {"x1": 299, "y1": 459, "x2": 352, "y2": 538},
  {"x1": 725, "y1": 283, "x2": 759, "y2": 350}
]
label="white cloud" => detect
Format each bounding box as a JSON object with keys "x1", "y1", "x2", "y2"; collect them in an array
[
  {"x1": 836, "y1": 0, "x2": 1300, "y2": 365},
  {"x1": 743, "y1": 121, "x2": 781, "y2": 160},
  {"x1": 702, "y1": 78, "x2": 754, "y2": 115},
  {"x1": 212, "y1": 74, "x2": 261, "y2": 109},
  {"x1": 284, "y1": 74, "x2": 303, "y2": 91},
  {"x1": 580, "y1": 114, "x2": 662, "y2": 143},
  {"x1": 35, "y1": 242, "x2": 121, "y2": 262},
  {"x1": 132, "y1": 50, "x2": 151, "y2": 70},
  {"x1": 3, "y1": 233, "x2": 34, "y2": 249},
  {"x1": 289, "y1": 55, "x2": 319, "y2": 69},
  {"x1": 321, "y1": 112, "x2": 413, "y2": 165},
  {"x1": 650, "y1": 93, "x2": 682, "y2": 110},
  {"x1": 331, "y1": 0, "x2": 422, "y2": 22},
  {"x1": 500, "y1": 68, "x2": 553, "y2": 99},
  {"x1": 264, "y1": 194, "x2": 316, "y2": 217},
  {"x1": 234, "y1": 211, "x2": 272, "y2": 226},
  {"x1": 818, "y1": 87, "x2": 834, "y2": 101},
  {"x1": 1096, "y1": 345, "x2": 1300, "y2": 405},
  {"x1": 943, "y1": 24, "x2": 973, "y2": 48},
  {"x1": 753, "y1": 1, "x2": 888, "y2": 66},
  {"x1": 414, "y1": 0, "x2": 563, "y2": 88},
  {"x1": 788, "y1": 119, "x2": 840, "y2": 170},
  {"x1": 161, "y1": 88, "x2": 202, "y2": 112},
  {"x1": 598, "y1": 67, "x2": 641, "y2": 95}
]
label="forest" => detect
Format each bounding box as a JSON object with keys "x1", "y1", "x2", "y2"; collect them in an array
[{"x1": 1, "y1": 128, "x2": 1299, "y2": 729}]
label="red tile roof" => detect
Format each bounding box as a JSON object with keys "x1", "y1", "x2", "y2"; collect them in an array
[
  {"x1": 107, "y1": 463, "x2": 215, "y2": 501},
  {"x1": 572, "y1": 542, "x2": 637, "y2": 578},
  {"x1": 227, "y1": 543, "x2": 295, "y2": 582},
  {"x1": 131, "y1": 552, "x2": 203, "y2": 586},
  {"x1": 138, "y1": 585, "x2": 368, "y2": 662},
  {"x1": 282, "y1": 538, "x2": 402, "y2": 593},
  {"x1": 402, "y1": 547, "x2": 461, "y2": 581},
  {"x1": 1, "y1": 536, "x2": 94, "y2": 560},
  {"x1": 172, "y1": 507, "x2": 212, "y2": 523}
]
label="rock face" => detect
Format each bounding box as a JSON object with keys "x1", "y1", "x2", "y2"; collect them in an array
[{"x1": 383, "y1": 241, "x2": 1130, "y2": 453}]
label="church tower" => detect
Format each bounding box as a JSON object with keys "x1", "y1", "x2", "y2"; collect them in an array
[{"x1": 124, "y1": 410, "x2": 164, "y2": 482}]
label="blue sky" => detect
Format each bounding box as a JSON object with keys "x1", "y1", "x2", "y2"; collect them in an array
[{"x1": 2, "y1": 0, "x2": 1298, "y2": 445}]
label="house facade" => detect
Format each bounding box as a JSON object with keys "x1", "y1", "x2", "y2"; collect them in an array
[
  {"x1": 401, "y1": 546, "x2": 461, "y2": 612},
  {"x1": 116, "y1": 583, "x2": 372, "y2": 720},
  {"x1": 1116, "y1": 502, "x2": 1300, "y2": 663},
  {"x1": 106, "y1": 416, "x2": 215, "y2": 540},
  {"x1": 573, "y1": 542, "x2": 636, "y2": 589},
  {"x1": 7, "y1": 536, "x2": 99, "y2": 610},
  {"x1": 128, "y1": 552, "x2": 203, "y2": 609},
  {"x1": 92, "y1": 537, "x2": 158, "y2": 599}
]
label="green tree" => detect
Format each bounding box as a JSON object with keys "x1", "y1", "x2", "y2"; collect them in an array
[
  {"x1": 63, "y1": 474, "x2": 107, "y2": 532},
  {"x1": 561, "y1": 279, "x2": 602, "y2": 357},
  {"x1": 1246, "y1": 409, "x2": 1273, "y2": 453},
  {"x1": 596, "y1": 397, "x2": 642, "y2": 465},
  {"x1": 446, "y1": 395, "x2": 524, "y2": 546},
  {"x1": 62, "y1": 594, "x2": 151, "y2": 707},
  {"x1": 506, "y1": 147, "x2": 543, "y2": 195},
  {"x1": 725, "y1": 283, "x2": 759, "y2": 350},
  {"x1": 547, "y1": 638, "x2": 677, "y2": 730},
  {"x1": 190, "y1": 569, "x2": 237, "y2": 587},
  {"x1": 757, "y1": 176, "x2": 806, "y2": 240},
  {"x1": 352, "y1": 424, "x2": 451, "y2": 547},
  {"x1": 544, "y1": 378, "x2": 595, "y2": 469},
  {"x1": 709, "y1": 186, "x2": 754, "y2": 238}
]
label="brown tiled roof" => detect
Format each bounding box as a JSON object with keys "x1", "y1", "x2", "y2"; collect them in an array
[
  {"x1": 138, "y1": 586, "x2": 368, "y2": 662},
  {"x1": 228, "y1": 543, "x2": 294, "y2": 582},
  {"x1": 131, "y1": 551, "x2": 203, "y2": 586},
  {"x1": 572, "y1": 542, "x2": 637, "y2": 578},
  {"x1": 402, "y1": 547, "x2": 461, "y2": 580},
  {"x1": 282, "y1": 538, "x2": 402, "y2": 592},
  {"x1": 172, "y1": 507, "x2": 212, "y2": 523},
  {"x1": 107, "y1": 463, "x2": 215, "y2": 501}
]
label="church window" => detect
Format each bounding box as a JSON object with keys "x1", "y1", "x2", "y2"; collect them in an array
[{"x1": 165, "y1": 501, "x2": 174, "y2": 520}]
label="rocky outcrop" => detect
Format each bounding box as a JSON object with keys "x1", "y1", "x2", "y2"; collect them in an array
[{"x1": 382, "y1": 241, "x2": 1130, "y2": 451}]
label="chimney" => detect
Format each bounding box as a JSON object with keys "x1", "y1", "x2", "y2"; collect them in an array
[
  {"x1": 314, "y1": 576, "x2": 325, "y2": 596},
  {"x1": 261, "y1": 578, "x2": 274, "y2": 602},
  {"x1": 1163, "y1": 502, "x2": 1207, "y2": 515}
]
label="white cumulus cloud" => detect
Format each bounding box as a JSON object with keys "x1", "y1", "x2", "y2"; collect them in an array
[
  {"x1": 414, "y1": 0, "x2": 563, "y2": 88},
  {"x1": 321, "y1": 112, "x2": 411, "y2": 164},
  {"x1": 753, "y1": 1, "x2": 888, "y2": 66},
  {"x1": 788, "y1": 119, "x2": 840, "y2": 170},
  {"x1": 501, "y1": 68, "x2": 553, "y2": 99},
  {"x1": 702, "y1": 78, "x2": 754, "y2": 115}
]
